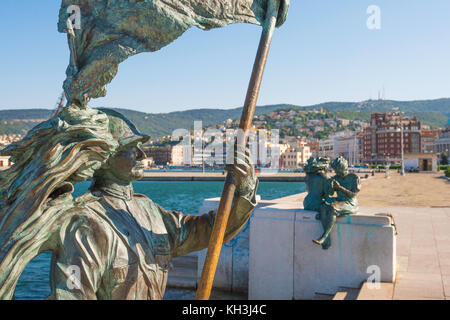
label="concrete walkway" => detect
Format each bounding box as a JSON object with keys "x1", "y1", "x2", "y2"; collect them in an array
[{"x1": 361, "y1": 206, "x2": 450, "y2": 300}]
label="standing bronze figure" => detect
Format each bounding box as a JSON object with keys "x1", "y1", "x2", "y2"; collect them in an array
[
  {"x1": 0, "y1": 0, "x2": 290, "y2": 299},
  {"x1": 47, "y1": 109, "x2": 258, "y2": 299},
  {"x1": 0, "y1": 105, "x2": 257, "y2": 300}
]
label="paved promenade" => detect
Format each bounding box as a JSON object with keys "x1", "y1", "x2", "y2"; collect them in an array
[{"x1": 362, "y1": 206, "x2": 450, "y2": 300}]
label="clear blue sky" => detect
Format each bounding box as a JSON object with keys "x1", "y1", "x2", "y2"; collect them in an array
[{"x1": 1, "y1": 0, "x2": 450, "y2": 113}]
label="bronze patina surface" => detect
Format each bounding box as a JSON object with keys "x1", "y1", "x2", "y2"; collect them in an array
[
  {"x1": 303, "y1": 157, "x2": 332, "y2": 212},
  {"x1": 0, "y1": 0, "x2": 291, "y2": 299},
  {"x1": 58, "y1": 0, "x2": 289, "y2": 106},
  {"x1": 47, "y1": 109, "x2": 258, "y2": 299},
  {"x1": 304, "y1": 157, "x2": 361, "y2": 250},
  {"x1": 0, "y1": 104, "x2": 258, "y2": 299}
]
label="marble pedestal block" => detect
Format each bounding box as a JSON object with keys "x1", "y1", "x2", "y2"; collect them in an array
[
  {"x1": 249, "y1": 202, "x2": 397, "y2": 300},
  {"x1": 197, "y1": 196, "x2": 264, "y2": 293}
]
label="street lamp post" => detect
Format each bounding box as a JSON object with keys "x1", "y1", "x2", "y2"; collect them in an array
[
  {"x1": 400, "y1": 124, "x2": 405, "y2": 176},
  {"x1": 385, "y1": 153, "x2": 390, "y2": 179},
  {"x1": 202, "y1": 152, "x2": 205, "y2": 173}
]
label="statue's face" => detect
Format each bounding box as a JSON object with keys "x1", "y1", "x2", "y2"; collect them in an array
[{"x1": 104, "y1": 142, "x2": 146, "y2": 183}]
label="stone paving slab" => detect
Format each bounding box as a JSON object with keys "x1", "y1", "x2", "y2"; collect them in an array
[
  {"x1": 393, "y1": 286, "x2": 444, "y2": 300},
  {"x1": 440, "y1": 265, "x2": 450, "y2": 276},
  {"x1": 357, "y1": 283, "x2": 394, "y2": 300},
  {"x1": 443, "y1": 276, "x2": 450, "y2": 298},
  {"x1": 360, "y1": 206, "x2": 450, "y2": 300}
]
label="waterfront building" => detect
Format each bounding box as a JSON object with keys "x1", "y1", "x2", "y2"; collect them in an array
[
  {"x1": 318, "y1": 137, "x2": 334, "y2": 159},
  {"x1": 280, "y1": 140, "x2": 312, "y2": 169},
  {"x1": 333, "y1": 133, "x2": 362, "y2": 165},
  {"x1": 362, "y1": 113, "x2": 421, "y2": 164},
  {"x1": 264, "y1": 142, "x2": 288, "y2": 168},
  {"x1": 0, "y1": 156, "x2": 12, "y2": 170},
  {"x1": 434, "y1": 120, "x2": 450, "y2": 155},
  {"x1": 313, "y1": 132, "x2": 362, "y2": 164},
  {"x1": 145, "y1": 143, "x2": 184, "y2": 166},
  {"x1": 420, "y1": 129, "x2": 442, "y2": 154}
]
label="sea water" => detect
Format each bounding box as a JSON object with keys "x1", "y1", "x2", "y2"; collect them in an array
[{"x1": 14, "y1": 181, "x2": 305, "y2": 300}]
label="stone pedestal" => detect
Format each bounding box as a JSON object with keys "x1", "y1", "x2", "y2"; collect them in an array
[
  {"x1": 249, "y1": 202, "x2": 397, "y2": 300},
  {"x1": 249, "y1": 205, "x2": 296, "y2": 299},
  {"x1": 197, "y1": 196, "x2": 263, "y2": 293}
]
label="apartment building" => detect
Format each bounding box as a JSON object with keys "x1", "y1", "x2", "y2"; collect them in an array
[{"x1": 362, "y1": 113, "x2": 421, "y2": 164}]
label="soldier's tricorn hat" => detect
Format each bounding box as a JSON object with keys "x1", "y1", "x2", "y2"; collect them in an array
[{"x1": 99, "y1": 108, "x2": 150, "y2": 147}]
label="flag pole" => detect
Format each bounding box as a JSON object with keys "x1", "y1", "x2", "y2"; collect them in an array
[{"x1": 196, "y1": 0, "x2": 281, "y2": 300}]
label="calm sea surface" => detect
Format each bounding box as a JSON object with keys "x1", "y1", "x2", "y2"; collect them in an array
[{"x1": 14, "y1": 181, "x2": 305, "y2": 300}]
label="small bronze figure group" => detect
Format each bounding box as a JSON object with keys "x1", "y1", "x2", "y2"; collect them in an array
[{"x1": 304, "y1": 156, "x2": 361, "y2": 250}]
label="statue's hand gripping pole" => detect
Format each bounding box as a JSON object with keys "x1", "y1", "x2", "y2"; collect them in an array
[{"x1": 196, "y1": 0, "x2": 281, "y2": 300}]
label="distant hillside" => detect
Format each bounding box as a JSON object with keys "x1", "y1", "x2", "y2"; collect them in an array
[
  {"x1": 0, "y1": 105, "x2": 286, "y2": 137},
  {"x1": 0, "y1": 109, "x2": 53, "y2": 120},
  {"x1": 300, "y1": 99, "x2": 449, "y2": 129},
  {"x1": 308, "y1": 99, "x2": 450, "y2": 116},
  {"x1": 0, "y1": 98, "x2": 448, "y2": 137},
  {"x1": 110, "y1": 104, "x2": 286, "y2": 138}
]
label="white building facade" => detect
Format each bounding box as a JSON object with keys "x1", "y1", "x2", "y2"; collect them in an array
[{"x1": 0, "y1": 156, "x2": 12, "y2": 170}]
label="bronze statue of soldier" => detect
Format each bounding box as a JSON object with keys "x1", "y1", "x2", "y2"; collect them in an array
[
  {"x1": 0, "y1": 105, "x2": 257, "y2": 299},
  {"x1": 0, "y1": 0, "x2": 290, "y2": 299},
  {"x1": 47, "y1": 109, "x2": 258, "y2": 299}
]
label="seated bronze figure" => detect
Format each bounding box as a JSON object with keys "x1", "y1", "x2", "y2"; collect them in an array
[{"x1": 304, "y1": 156, "x2": 361, "y2": 250}]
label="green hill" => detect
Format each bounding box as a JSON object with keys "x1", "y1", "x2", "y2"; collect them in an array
[
  {"x1": 109, "y1": 104, "x2": 285, "y2": 138},
  {"x1": 301, "y1": 99, "x2": 449, "y2": 128},
  {"x1": 0, "y1": 105, "x2": 285, "y2": 137},
  {"x1": 0, "y1": 98, "x2": 448, "y2": 137},
  {"x1": 301, "y1": 98, "x2": 450, "y2": 116}
]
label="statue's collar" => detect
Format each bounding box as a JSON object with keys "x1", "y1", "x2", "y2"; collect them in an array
[{"x1": 92, "y1": 178, "x2": 134, "y2": 201}]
